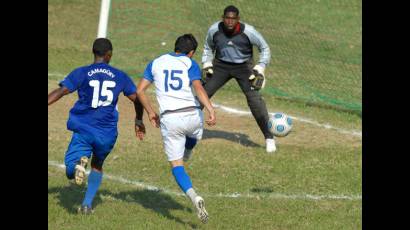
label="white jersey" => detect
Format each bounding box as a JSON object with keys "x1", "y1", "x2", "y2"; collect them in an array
[{"x1": 143, "y1": 53, "x2": 202, "y2": 115}]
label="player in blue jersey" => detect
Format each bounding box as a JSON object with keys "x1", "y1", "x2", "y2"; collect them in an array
[
  {"x1": 137, "y1": 34, "x2": 216, "y2": 223},
  {"x1": 48, "y1": 38, "x2": 146, "y2": 214}
]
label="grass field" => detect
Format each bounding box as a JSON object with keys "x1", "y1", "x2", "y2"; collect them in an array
[{"x1": 48, "y1": 0, "x2": 362, "y2": 229}]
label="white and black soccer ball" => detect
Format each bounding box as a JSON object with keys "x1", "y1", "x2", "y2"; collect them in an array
[{"x1": 268, "y1": 112, "x2": 293, "y2": 137}]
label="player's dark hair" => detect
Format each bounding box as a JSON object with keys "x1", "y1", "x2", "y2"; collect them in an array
[
  {"x1": 92, "y1": 38, "x2": 113, "y2": 56},
  {"x1": 223, "y1": 5, "x2": 239, "y2": 16},
  {"x1": 174, "y1": 34, "x2": 198, "y2": 54}
]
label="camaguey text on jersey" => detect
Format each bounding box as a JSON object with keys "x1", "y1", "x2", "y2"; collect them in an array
[{"x1": 87, "y1": 68, "x2": 116, "y2": 78}]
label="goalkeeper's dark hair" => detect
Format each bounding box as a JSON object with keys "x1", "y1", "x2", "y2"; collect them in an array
[
  {"x1": 92, "y1": 38, "x2": 113, "y2": 56},
  {"x1": 223, "y1": 5, "x2": 239, "y2": 16},
  {"x1": 174, "y1": 34, "x2": 198, "y2": 54}
]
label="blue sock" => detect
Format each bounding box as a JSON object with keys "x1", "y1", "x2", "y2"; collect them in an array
[
  {"x1": 185, "y1": 136, "x2": 197, "y2": 150},
  {"x1": 82, "y1": 170, "x2": 103, "y2": 208},
  {"x1": 172, "y1": 166, "x2": 192, "y2": 193}
]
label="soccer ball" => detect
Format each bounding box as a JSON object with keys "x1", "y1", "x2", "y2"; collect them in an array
[{"x1": 267, "y1": 112, "x2": 293, "y2": 137}]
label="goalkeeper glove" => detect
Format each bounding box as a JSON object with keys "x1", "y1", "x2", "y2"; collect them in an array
[
  {"x1": 202, "y1": 62, "x2": 214, "y2": 81},
  {"x1": 249, "y1": 64, "x2": 266, "y2": 90}
]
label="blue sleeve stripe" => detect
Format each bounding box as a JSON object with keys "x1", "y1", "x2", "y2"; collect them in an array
[
  {"x1": 143, "y1": 75, "x2": 154, "y2": 82},
  {"x1": 188, "y1": 60, "x2": 201, "y2": 82},
  {"x1": 143, "y1": 61, "x2": 154, "y2": 82}
]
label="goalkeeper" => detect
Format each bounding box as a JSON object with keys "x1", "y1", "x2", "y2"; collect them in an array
[{"x1": 201, "y1": 5, "x2": 276, "y2": 152}]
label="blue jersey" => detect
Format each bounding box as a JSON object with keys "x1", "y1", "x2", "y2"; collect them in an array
[{"x1": 59, "y1": 62, "x2": 136, "y2": 137}]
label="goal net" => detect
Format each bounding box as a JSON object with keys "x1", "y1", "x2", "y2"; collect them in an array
[{"x1": 102, "y1": 0, "x2": 362, "y2": 115}]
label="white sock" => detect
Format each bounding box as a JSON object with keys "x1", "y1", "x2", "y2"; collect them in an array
[{"x1": 186, "y1": 188, "x2": 198, "y2": 203}]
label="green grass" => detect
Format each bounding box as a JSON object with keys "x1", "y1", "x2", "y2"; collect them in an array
[
  {"x1": 49, "y1": 165, "x2": 361, "y2": 229},
  {"x1": 49, "y1": 0, "x2": 361, "y2": 229},
  {"x1": 48, "y1": 84, "x2": 361, "y2": 229}
]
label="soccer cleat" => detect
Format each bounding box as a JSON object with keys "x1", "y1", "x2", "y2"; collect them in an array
[
  {"x1": 183, "y1": 148, "x2": 193, "y2": 162},
  {"x1": 194, "y1": 196, "x2": 209, "y2": 223},
  {"x1": 266, "y1": 138, "x2": 276, "y2": 153},
  {"x1": 74, "y1": 156, "x2": 88, "y2": 185},
  {"x1": 77, "y1": 205, "x2": 94, "y2": 214}
]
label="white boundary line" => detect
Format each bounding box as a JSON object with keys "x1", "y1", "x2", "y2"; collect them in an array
[
  {"x1": 48, "y1": 72, "x2": 361, "y2": 138},
  {"x1": 213, "y1": 104, "x2": 362, "y2": 138},
  {"x1": 48, "y1": 73, "x2": 65, "y2": 77},
  {"x1": 48, "y1": 161, "x2": 362, "y2": 201}
]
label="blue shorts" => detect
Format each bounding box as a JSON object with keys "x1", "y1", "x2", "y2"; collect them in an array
[{"x1": 64, "y1": 132, "x2": 117, "y2": 179}]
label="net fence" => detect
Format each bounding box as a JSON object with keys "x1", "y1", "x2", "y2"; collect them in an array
[{"x1": 108, "y1": 0, "x2": 362, "y2": 115}]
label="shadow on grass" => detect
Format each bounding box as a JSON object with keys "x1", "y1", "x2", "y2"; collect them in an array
[
  {"x1": 48, "y1": 184, "x2": 101, "y2": 214},
  {"x1": 48, "y1": 185, "x2": 198, "y2": 228},
  {"x1": 99, "y1": 189, "x2": 197, "y2": 228},
  {"x1": 202, "y1": 129, "x2": 262, "y2": 148},
  {"x1": 250, "y1": 187, "x2": 274, "y2": 193}
]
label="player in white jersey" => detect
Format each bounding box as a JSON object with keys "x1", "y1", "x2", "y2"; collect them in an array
[{"x1": 137, "y1": 34, "x2": 216, "y2": 224}]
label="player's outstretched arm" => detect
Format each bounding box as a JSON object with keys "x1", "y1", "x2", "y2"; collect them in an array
[
  {"x1": 136, "y1": 78, "x2": 160, "y2": 128},
  {"x1": 127, "y1": 93, "x2": 146, "y2": 140},
  {"x1": 48, "y1": 86, "x2": 70, "y2": 106},
  {"x1": 192, "y1": 80, "x2": 216, "y2": 126}
]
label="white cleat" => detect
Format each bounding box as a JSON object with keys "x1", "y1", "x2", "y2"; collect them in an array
[
  {"x1": 266, "y1": 138, "x2": 277, "y2": 153},
  {"x1": 74, "y1": 156, "x2": 88, "y2": 185},
  {"x1": 194, "y1": 196, "x2": 209, "y2": 223},
  {"x1": 183, "y1": 148, "x2": 193, "y2": 162}
]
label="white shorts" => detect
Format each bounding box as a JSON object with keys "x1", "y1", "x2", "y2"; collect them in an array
[{"x1": 160, "y1": 109, "x2": 204, "y2": 161}]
